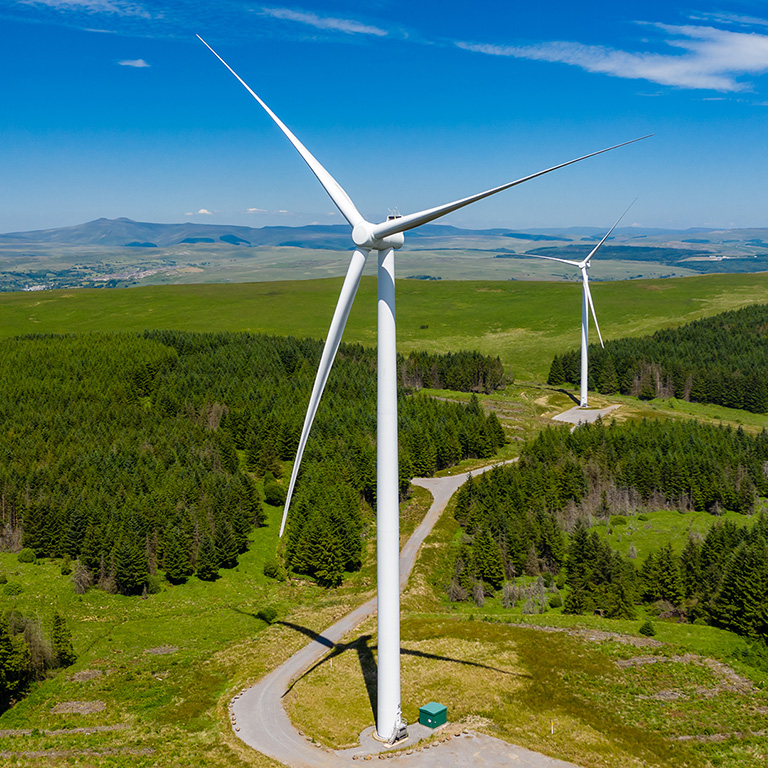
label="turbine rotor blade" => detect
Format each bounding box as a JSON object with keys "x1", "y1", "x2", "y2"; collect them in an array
[
  {"x1": 370, "y1": 136, "x2": 652, "y2": 240},
  {"x1": 197, "y1": 35, "x2": 364, "y2": 229},
  {"x1": 528, "y1": 253, "x2": 581, "y2": 267},
  {"x1": 583, "y1": 268, "x2": 604, "y2": 348},
  {"x1": 279, "y1": 248, "x2": 369, "y2": 537},
  {"x1": 582, "y1": 198, "x2": 637, "y2": 266}
]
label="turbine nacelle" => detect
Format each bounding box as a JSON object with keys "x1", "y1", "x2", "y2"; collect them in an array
[{"x1": 352, "y1": 221, "x2": 405, "y2": 250}]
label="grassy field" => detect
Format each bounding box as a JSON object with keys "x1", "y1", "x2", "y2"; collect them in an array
[{"x1": 3, "y1": 271, "x2": 768, "y2": 380}]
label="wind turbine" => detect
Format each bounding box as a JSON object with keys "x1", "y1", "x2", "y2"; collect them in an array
[
  {"x1": 529, "y1": 201, "x2": 635, "y2": 408},
  {"x1": 198, "y1": 35, "x2": 648, "y2": 744}
]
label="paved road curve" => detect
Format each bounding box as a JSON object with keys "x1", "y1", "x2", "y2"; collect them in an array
[{"x1": 231, "y1": 462, "x2": 581, "y2": 768}]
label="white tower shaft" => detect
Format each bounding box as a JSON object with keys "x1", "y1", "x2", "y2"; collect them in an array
[
  {"x1": 580, "y1": 277, "x2": 590, "y2": 408},
  {"x1": 376, "y1": 247, "x2": 402, "y2": 740}
]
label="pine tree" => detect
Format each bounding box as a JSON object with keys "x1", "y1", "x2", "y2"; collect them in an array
[
  {"x1": 711, "y1": 538, "x2": 768, "y2": 640},
  {"x1": 472, "y1": 528, "x2": 505, "y2": 590},
  {"x1": 655, "y1": 543, "x2": 684, "y2": 605},
  {"x1": 113, "y1": 531, "x2": 149, "y2": 596},
  {"x1": 64, "y1": 508, "x2": 88, "y2": 558},
  {"x1": 605, "y1": 578, "x2": 637, "y2": 620},
  {"x1": 680, "y1": 536, "x2": 702, "y2": 599},
  {"x1": 196, "y1": 535, "x2": 220, "y2": 581},
  {"x1": 214, "y1": 524, "x2": 238, "y2": 569},
  {"x1": 163, "y1": 528, "x2": 193, "y2": 584},
  {"x1": 51, "y1": 613, "x2": 76, "y2": 668},
  {"x1": 548, "y1": 355, "x2": 565, "y2": 386}
]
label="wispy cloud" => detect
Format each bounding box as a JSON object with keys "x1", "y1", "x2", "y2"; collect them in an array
[
  {"x1": 689, "y1": 12, "x2": 768, "y2": 29},
  {"x1": 118, "y1": 58, "x2": 149, "y2": 67},
  {"x1": 458, "y1": 23, "x2": 768, "y2": 92},
  {"x1": 19, "y1": 0, "x2": 151, "y2": 19},
  {"x1": 260, "y1": 6, "x2": 387, "y2": 37}
]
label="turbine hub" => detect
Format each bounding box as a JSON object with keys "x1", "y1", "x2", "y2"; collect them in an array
[{"x1": 352, "y1": 221, "x2": 404, "y2": 251}]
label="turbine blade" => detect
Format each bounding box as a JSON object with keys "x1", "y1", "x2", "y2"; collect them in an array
[
  {"x1": 583, "y1": 269, "x2": 604, "y2": 348},
  {"x1": 370, "y1": 137, "x2": 652, "y2": 240},
  {"x1": 582, "y1": 198, "x2": 637, "y2": 266},
  {"x1": 197, "y1": 35, "x2": 364, "y2": 229},
  {"x1": 528, "y1": 253, "x2": 581, "y2": 267},
  {"x1": 279, "y1": 248, "x2": 369, "y2": 537}
]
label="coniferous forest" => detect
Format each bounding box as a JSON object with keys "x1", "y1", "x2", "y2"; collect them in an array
[
  {"x1": 0, "y1": 331, "x2": 505, "y2": 595},
  {"x1": 548, "y1": 302, "x2": 768, "y2": 411},
  {"x1": 451, "y1": 418, "x2": 768, "y2": 640}
]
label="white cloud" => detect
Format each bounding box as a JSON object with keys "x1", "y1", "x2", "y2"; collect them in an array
[
  {"x1": 689, "y1": 12, "x2": 768, "y2": 29},
  {"x1": 118, "y1": 58, "x2": 149, "y2": 67},
  {"x1": 457, "y1": 23, "x2": 768, "y2": 92},
  {"x1": 245, "y1": 207, "x2": 267, "y2": 213},
  {"x1": 261, "y1": 6, "x2": 387, "y2": 37},
  {"x1": 186, "y1": 208, "x2": 214, "y2": 216},
  {"x1": 19, "y1": 0, "x2": 151, "y2": 18}
]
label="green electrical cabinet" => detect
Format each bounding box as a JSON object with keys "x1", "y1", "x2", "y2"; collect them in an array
[{"x1": 419, "y1": 701, "x2": 447, "y2": 728}]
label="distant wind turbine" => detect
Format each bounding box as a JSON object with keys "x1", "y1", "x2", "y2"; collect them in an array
[
  {"x1": 198, "y1": 34, "x2": 648, "y2": 744},
  {"x1": 530, "y1": 201, "x2": 635, "y2": 407}
]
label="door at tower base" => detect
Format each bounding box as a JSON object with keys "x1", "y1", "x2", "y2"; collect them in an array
[{"x1": 418, "y1": 701, "x2": 448, "y2": 728}]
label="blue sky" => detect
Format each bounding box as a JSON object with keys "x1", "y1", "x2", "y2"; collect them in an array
[{"x1": 2, "y1": 0, "x2": 768, "y2": 232}]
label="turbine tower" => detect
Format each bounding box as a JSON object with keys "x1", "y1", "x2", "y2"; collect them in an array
[
  {"x1": 198, "y1": 35, "x2": 647, "y2": 743},
  {"x1": 530, "y1": 202, "x2": 634, "y2": 407}
]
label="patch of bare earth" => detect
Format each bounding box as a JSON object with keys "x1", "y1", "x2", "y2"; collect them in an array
[
  {"x1": 50, "y1": 701, "x2": 106, "y2": 715},
  {"x1": 143, "y1": 645, "x2": 178, "y2": 655},
  {"x1": 0, "y1": 724, "x2": 126, "y2": 738},
  {"x1": 509, "y1": 623, "x2": 664, "y2": 648},
  {"x1": 0, "y1": 748, "x2": 153, "y2": 758},
  {"x1": 70, "y1": 669, "x2": 102, "y2": 682},
  {"x1": 616, "y1": 653, "x2": 755, "y2": 699}
]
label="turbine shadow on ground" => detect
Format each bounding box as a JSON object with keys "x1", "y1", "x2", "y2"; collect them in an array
[
  {"x1": 277, "y1": 620, "x2": 530, "y2": 723},
  {"x1": 557, "y1": 388, "x2": 580, "y2": 406}
]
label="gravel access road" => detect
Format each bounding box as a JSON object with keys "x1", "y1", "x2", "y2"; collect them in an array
[{"x1": 231, "y1": 461, "x2": 581, "y2": 768}]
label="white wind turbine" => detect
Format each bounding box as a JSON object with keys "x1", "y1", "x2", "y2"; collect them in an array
[
  {"x1": 529, "y1": 201, "x2": 635, "y2": 408},
  {"x1": 198, "y1": 35, "x2": 648, "y2": 743}
]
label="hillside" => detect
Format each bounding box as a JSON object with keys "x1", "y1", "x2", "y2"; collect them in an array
[
  {"x1": 2, "y1": 219, "x2": 768, "y2": 291},
  {"x1": 2, "y1": 272, "x2": 768, "y2": 381}
]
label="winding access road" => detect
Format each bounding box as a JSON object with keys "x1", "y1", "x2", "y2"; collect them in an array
[{"x1": 230, "y1": 462, "x2": 581, "y2": 768}]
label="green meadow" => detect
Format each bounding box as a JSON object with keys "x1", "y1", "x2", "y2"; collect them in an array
[{"x1": 4, "y1": 271, "x2": 768, "y2": 380}]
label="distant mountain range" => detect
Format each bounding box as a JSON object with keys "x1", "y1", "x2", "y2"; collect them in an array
[{"x1": 0, "y1": 217, "x2": 753, "y2": 251}]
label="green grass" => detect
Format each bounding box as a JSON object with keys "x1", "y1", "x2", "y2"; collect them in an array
[
  {"x1": 4, "y1": 272, "x2": 768, "y2": 380},
  {"x1": 590, "y1": 508, "x2": 753, "y2": 562}
]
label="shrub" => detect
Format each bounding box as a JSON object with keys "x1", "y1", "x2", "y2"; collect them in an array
[
  {"x1": 638, "y1": 619, "x2": 656, "y2": 637},
  {"x1": 0, "y1": 572, "x2": 6, "y2": 584},
  {"x1": 17, "y1": 548, "x2": 36, "y2": 564},
  {"x1": 256, "y1": 606, "x2": 278, "y2": 624},
  {"x1": 3, "y1": 581, "x2": 23, "y2": 596},
  {"x1": 549, "y1": 593, "x2": 563, "y2": 609},
  {"x1": 263, "y1": 480, "x2": 287, "y2": 507},
  {"x1": 638, "y1": 514, "x2": 649, "y2": 522},
  {"x1": 60, "y1": 554, "x2": 72, "y2": 576},
  {"x1": 611, "y1": 515, "x2": 628, "y2": 526},
  {"x1": 263, "y1": 558, "x2": 286, "y2": 581}
]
